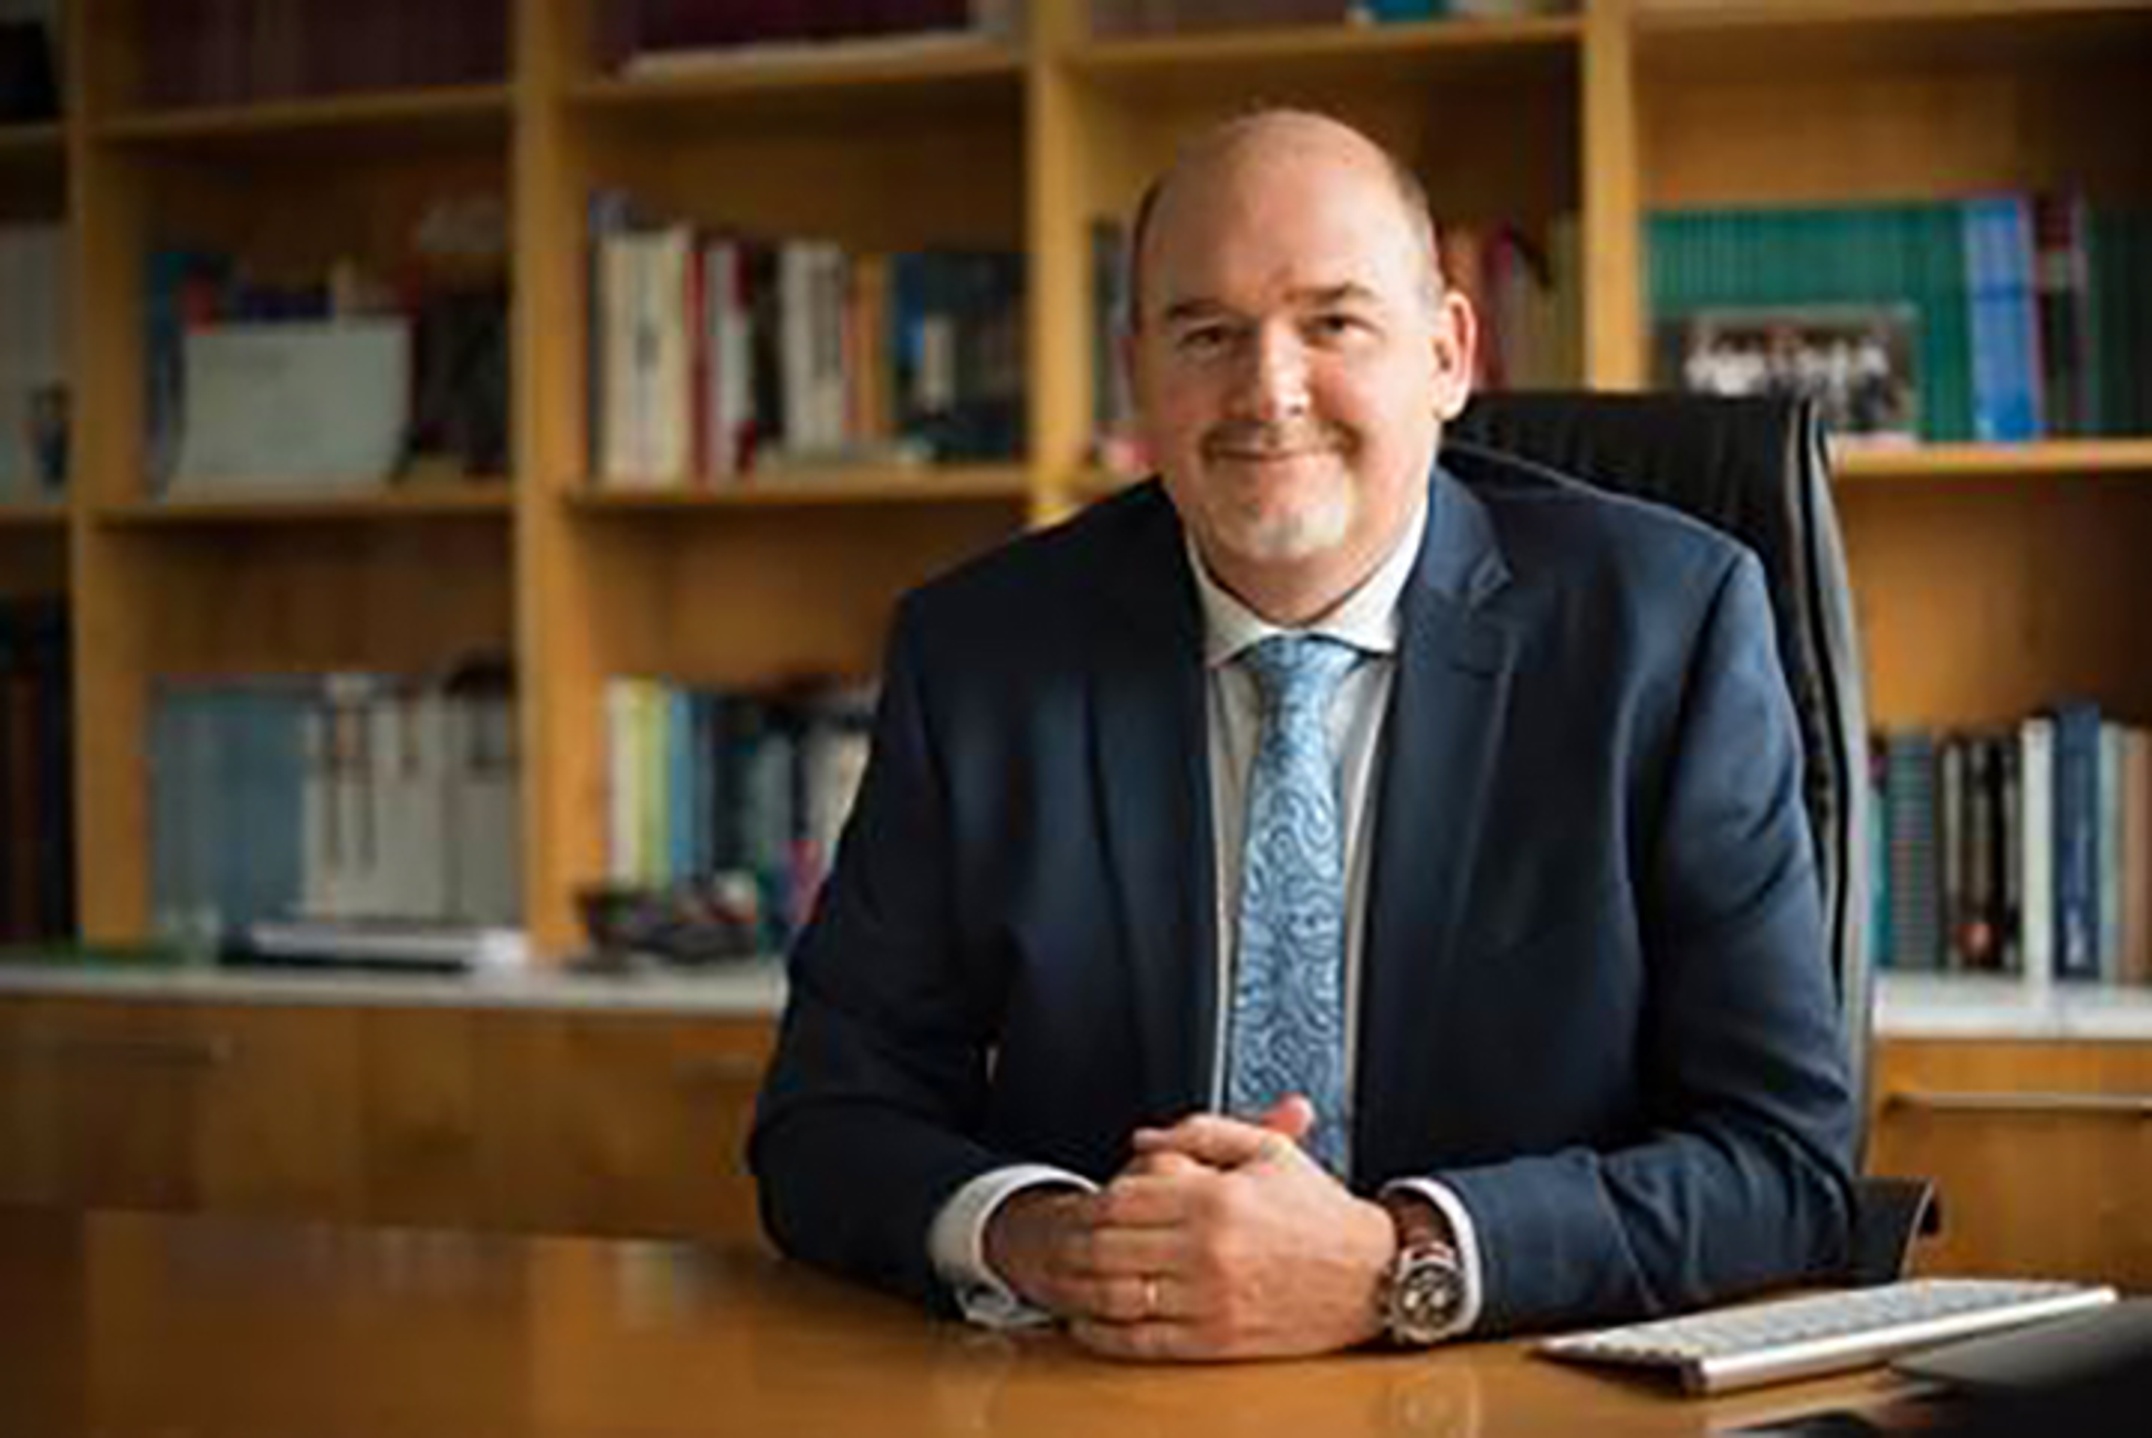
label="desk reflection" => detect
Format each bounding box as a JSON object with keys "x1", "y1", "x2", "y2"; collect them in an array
[{"x1": 0, "y1": 1206, "x2": 1891, "y2": 1438}]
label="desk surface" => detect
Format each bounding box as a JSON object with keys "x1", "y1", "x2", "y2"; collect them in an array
[{"x1": 0, "y1": 1206, "x2": 1913, "y2": 1437}]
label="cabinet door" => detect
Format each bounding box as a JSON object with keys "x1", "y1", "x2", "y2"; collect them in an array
[
  {"x1": 484, "y1": 1012, "x2": 775, "y2": 1243},
  {"x1": 355, "y1": 1006, "x2": 498, "y2": 1228},
  {"x1": 189, "y1": 1003, "x2": 363, "y2": 1219},
  {"x1": 1868, "y1": 1039, "x2": 2152, "y2": 1290},
  {"x1": 0, "y1": 997, "x2": 63, "y2": 1205},
  {"x1": 0, "y1": 997, "x2": 209, "y2": 1211}
]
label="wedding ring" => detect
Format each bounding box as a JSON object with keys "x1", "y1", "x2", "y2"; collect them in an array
[{"x1": 1142, "y1": 1275, "x2": 1161, "y2": 1320}]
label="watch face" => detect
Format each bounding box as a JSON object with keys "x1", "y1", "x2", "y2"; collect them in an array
[{"x1": 1391, "y1": 1247, "x2": 1464, "y2": 1345}]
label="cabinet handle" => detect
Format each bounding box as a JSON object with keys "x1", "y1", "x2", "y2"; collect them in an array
[
  {"x1": 0, "y1": 1033, "x2": 236, "y2": 1070},
  {"x1": 673, "y1": 1055, "x2": 769, "y2": 1089},
  {"x1": 1885, "y1": 1088, "x2": 2152, "y2": 1118}
]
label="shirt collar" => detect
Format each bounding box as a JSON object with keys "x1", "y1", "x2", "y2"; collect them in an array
[{"x1": 1186, "y1": 494, "x2": 1428, "y2": 670}]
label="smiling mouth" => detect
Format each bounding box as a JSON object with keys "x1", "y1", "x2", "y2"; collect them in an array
[{"x1": 1209, "y1": 447, "x2": 1331, "y2": 462}]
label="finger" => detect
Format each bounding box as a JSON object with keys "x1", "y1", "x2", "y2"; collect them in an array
[
  {"x1": 1053, "y1": 1225, "x2": 1188, "y2": 1279},
  {"x1": 1256, "y1": 1094, "x2": 1316, "y2": 1142},
  {"x1": 1068, "y1": 1317, "x2": 1198, "y2": 1362},
  {"x1": 1131, "y1": 1113, "x2": 1292, "y2": 1170},
  {"x1": 1118, "y1": 1148, "x2": 1209, "y2": 1180},
  {"x1": 1092, "y1": 1172, "x2": 1204, "y2": 1229}
]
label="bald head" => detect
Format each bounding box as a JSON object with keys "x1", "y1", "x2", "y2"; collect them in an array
[
  {"x1": 1127, "y1": 110, "x2": 1444, "y2": 333},
  {"x1": 1117, "y1": 105, "x2": 1476, "y2": 626}
]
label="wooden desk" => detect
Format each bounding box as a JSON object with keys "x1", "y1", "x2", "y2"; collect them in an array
[{"x1": 0, "y1": 1206, "x2": 1914, "y2": 1437}]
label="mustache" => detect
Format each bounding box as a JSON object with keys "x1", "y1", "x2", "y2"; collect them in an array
[{"x1": 1201, "y1": 419, "x2": 1351, "y2": 458}]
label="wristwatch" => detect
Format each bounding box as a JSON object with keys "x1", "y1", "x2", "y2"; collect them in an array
[{"x1": 1377, "y1": 1196, "x2": 1468, "y2": 1347}]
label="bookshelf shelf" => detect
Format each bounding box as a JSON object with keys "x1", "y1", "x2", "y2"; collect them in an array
[
  {"x1": 1068, "y1": 15, "x2": 1582, "y2": 98},
  {"x1": 572, "y1": 41, "x2": 1024, "y2": 124},
  {"x1": 1073, "y1": 13, "x2": 1583, "y2": 69},
  {"x1": 1637, "y1": 0, "x2": 2152, "y2": 56},
  {"x1": 1836, "y1": 440, "x2": 2152, "y2": 483},
  {"x1": 0, "y1": 122, "x2": 63, "y2": 159},
  {"x1": 96, "y1": 85, "x2": 513, "y2": 150},
  {"x1": 94, "y1": 486, "x2": 514, "y2": 527},
  {"x1": 568, "y1": 465, "x2": 1033, "y2": 512},
  {"x1": 0, "y1": 501, "x2": 66, "y2": 530}
]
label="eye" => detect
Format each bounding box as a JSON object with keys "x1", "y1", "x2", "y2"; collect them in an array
[
  {"x1": 1173, "y1": 324, "x2": 1233, "y2": 357},
  {"x1": 1308, "y1": 311, "x2": 1367, "y2": 341}
]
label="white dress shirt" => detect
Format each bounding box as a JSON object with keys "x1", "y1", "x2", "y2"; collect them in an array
[{"x1": 928, "y1": 497, "x2": 1484, "y2": 1338}]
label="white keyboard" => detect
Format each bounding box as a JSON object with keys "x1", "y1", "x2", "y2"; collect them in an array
[{"x1": 1535, "y1": 1277, "x2": 2118, "y2": 1395}]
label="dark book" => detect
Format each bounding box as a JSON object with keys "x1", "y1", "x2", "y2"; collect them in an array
[
  {"x1": 407, "y1": 284, "x2": 510, "y2": 477},
  {"x1": 1996, "y1": 735, "x2": 2023, "y2": 975},
  {"x1": 2032, "y1": 193, "x2": 2094, "y2": 438},
  {"x1": 0, "y1": 17, "x2": 58, "y2": 123},
  {"x1": 2052, "y1": 702, "x2": 2103, "y2": 981},
  {"x1": 1883, "y1": 731, "x2": 1943, "y2": 971}
]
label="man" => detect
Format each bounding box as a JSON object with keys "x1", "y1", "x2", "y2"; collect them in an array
[{"x1": 750, "y1": 110, "x2": 1855, "y2": 1361}]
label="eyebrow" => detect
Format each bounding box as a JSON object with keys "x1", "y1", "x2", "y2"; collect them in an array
[{"x1": 1157, "y1": 282, "x2": 1383, "y2": 329}]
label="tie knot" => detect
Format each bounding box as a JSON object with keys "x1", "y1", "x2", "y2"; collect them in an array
[{"x1": 1242, "y1": 634, "x2": 1359, "y2": 721}]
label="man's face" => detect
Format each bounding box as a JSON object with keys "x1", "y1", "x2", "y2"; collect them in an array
[{"x1": 1127, "y1": 128, "x2": 1474, "y2": 613}]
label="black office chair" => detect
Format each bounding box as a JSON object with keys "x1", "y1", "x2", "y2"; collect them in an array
[{"x1": 1445, "y1": 390, "x2": 1938, "y2": 1287}]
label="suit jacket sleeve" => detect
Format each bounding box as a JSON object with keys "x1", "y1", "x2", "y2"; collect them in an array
[
  {"x1": 748, "y1": 596, "x2": 1007, "y2": 1308},
  {"x1": 1433, "y1": 550, "x2": 1858, "y2": 1334}
]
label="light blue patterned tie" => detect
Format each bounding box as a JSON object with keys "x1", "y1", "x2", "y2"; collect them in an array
[{"x1": 1227, "y1": 633, "x2": 1359, "y2": 1177}]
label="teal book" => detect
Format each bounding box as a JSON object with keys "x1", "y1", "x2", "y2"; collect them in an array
[{"x1": 1646, "y1": 201, "x2": 1975, "y2": 442}]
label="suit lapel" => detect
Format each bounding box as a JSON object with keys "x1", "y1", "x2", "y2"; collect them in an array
[
  {"x1": 1356, "y1": 467, "x2": 1519, "y2": 1175},
  {"x1": 1089, "y1": 486, "x2": 1216, "y2": 1123}
]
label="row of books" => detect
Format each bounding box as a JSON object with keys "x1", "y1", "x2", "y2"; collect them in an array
[
  {"x1": 1085, "y1": 214, "x2": 1579, "y2": 472},
  {"x1": 604, "y1": 677, "x2": 874, "y2": 951},
  {"x1": 139, "y1": 0, "x2": 507, "y2": 110},
  {"x1": 0, "y1": 0, "x2": 56, "y2": 124},
  {"x1": 1649, "y1": 195, "x2": 2152, "y2": 446},
  {"x1": 611, "y1": 0, "x2": 1021, "y2": 75},
  {"x1": 1871, "y1": 709, "x2": 2152, "y2": 988},
  {"x1": 0, "y1": 222, "x2": 66, "y2": 501},
  {"x1": 589, "y1": 205, "x2": 1025, "y2": 487},
  {"x1": 144, "y1": 239, "x2": 511, "y2": 495},
  {"x1": 0, "y1": 598, "x2": 70, "y2": 944},
  {"x1": 1088, "y1": 0, "x2": 1569, "y2": 36},
  {"x1": 150, "y1": 669, "x2": 521, "y2": 945},
  {"x1": 1443, "y1": 216, "x2": 1582, "y2": 396}
]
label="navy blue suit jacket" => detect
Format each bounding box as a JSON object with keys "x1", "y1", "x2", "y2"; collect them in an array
[{"x1": 750, "y1": 445, "x2": 1856, "y2": 1335}]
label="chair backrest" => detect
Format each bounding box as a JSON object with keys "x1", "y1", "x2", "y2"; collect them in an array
[{"x1": 1445, "y1": 391, "x2": 1875, "y2": 1153}]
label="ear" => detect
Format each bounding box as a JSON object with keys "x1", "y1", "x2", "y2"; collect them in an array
[
  {"x1": 1430, "y1": 288, "x2": 1477, "y2": 422},
  {"x1": 1118, "y1": 321, "x2": 1144, "y2": 410}
]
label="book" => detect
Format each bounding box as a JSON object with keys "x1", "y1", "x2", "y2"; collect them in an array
[
  {"x1": 0, "y1": 3, "x2": 57, "y2": 123},
  {"x1": 1647, "y1": 202, "x2": 1974, "y2": 442},
  {"x1": 2051, "y1": 702, "x2": 2103, "y2": 982},
  {"x1": 0, "y1": 222, "x2": 67, "y2": 499},
  {"x1": 2018, "y1": 716, "x2": 2056, "y2": 986},
  {"x1": 1962, "y1": 194, "x2": 2043, "y2": 443}
]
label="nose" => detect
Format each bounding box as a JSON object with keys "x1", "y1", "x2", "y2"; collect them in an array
[{"x1": 1228, "y1": 323, "x2": 1311, "y2": 422}]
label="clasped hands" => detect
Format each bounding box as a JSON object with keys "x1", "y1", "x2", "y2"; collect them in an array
[{"x1": 981, "y1": 1096, "x2": 1401, "y2": 1361}]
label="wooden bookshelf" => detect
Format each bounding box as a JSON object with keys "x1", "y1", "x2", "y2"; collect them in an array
[
  {"x1": 569, "y1": 38, "x2": 1025, "y2": 112},
  {"x1": 1836, "y1": 439, "x2": 2152, "y2": 482},
  {"x1": 93, "y1": 487, "x2": 515, "y2": 526},
  {"x1": 95, "y1": 85, "x2": 513, "y2": 148},
  {"x1": 1068, "y1": 10, "x2": 1584, "y2": 74},
  {"x1": 0, "y1": 501, "x2": 67, "y2": 530},
  {"x1": 565, "y1": 464, "x2": 1033, "y2": 510},
  {"x1": 0, "y1": 122, "x2": 64, "y2": 158},
  {"x1": 7, "y1": 0, "x2": 2145, "y2": 980}
]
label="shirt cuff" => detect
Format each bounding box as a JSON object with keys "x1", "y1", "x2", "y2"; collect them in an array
[
  {"x1": 928, "y1": 1163, "x2": 1099, "y2": 1330},
  {"x1": 1380, "y1": 1176, "x2": 1487, "y2": 1340}
]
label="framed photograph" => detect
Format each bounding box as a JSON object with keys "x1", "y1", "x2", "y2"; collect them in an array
[{"x1": 1655, "y1": 304, "x2": 1920, "y2": 447}]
